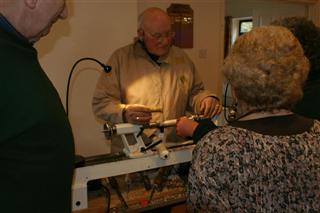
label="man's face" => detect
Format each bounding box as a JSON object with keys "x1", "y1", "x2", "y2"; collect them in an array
[
  {"x1": 140, "y1": 17, "x2": 174, "y2": 57},
  {"x1": 28, "y1": 0, "x2": 67, "y2": 43}
]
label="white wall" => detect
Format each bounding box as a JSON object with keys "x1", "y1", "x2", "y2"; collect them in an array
[
  {"x1": 226, "y1": 0, "x2": 308, "y2": 18},
  {"x1": 225, "y1": 0, "x2": 320, "y2": 27},
  {"x1": 35, "y1": 0, "x2": 138, "y2": 156},
  {"x1": 309, "y1": 1, "x2": 320, "y2": 26}
]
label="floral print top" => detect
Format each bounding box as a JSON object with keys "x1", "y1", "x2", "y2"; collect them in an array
[{"x1": 187, "y1": 116, "x2": 320, "y2": 212}]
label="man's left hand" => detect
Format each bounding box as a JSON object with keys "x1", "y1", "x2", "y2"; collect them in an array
[{"x1": 199, "y1": 97, "x2": 222, "y2": 118}]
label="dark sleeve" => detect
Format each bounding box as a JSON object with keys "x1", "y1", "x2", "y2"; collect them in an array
[{"x1": 192, "y1": 118, "x2": 218, "y2": 143}]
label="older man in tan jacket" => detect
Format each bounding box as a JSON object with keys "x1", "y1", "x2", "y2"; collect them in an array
[{"x1": 93, "y1": 7, "x2": 221, "y2": 152}]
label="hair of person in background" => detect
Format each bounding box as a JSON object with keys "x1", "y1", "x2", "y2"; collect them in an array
[{"x1": 271, "y1": 17, "x2": 320, "y2": 82}]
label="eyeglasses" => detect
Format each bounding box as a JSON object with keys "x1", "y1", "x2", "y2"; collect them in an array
[{"x1": 144, "y1": 30, "x2": 175, "y2": 41}]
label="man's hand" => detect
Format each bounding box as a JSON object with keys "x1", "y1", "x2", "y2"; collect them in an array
[
  {"x1": 123, "y1": 104, "x2": 152, "y2": 124},
  {"x1": 176, "y1": 116, "x2": 198, "y2": 138},
  {"x1": 199, "y1": 97, "x2": 222, "y2": 118}
]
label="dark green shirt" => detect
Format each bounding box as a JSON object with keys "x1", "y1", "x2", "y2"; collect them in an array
[{"x1": 0, "y1": 25, "x2": 75, "y2": 212}]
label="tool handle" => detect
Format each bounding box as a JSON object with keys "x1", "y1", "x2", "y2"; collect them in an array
[{"x1": 108, "y1": 177, "x2": 128, "y2": 208}]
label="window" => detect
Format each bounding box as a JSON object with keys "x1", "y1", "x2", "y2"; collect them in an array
[{"x1": 239, "y1": 19, "x2": 253, "y2": 35}]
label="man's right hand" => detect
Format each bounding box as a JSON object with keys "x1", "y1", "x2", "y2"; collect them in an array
[{"x1": 123, "y1": 104, "x2": 152, "y2": 124}]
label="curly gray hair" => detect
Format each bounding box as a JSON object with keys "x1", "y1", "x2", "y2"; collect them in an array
[{"x1": 223, "y1": 26, "x2": 309, "y2": 111}]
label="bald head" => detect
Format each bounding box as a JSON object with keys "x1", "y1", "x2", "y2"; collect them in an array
[
  {"x1": 137, "y1": 7, "x2": 174, "y2": 57},
  {"x1": 0, "y1": 0, "x2": 67, "y2": 43},
  {"x1": 138, "y1": 7, "x2": 171, "y2": 31}
]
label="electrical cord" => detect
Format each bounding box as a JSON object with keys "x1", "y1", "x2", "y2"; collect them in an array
[
  {"x1": 101, "y1": 178, "x2": 111, "y2": 213},
  {"x1": 223, "y1": 82, "x2": 237, "y2": 123},
  {"x1": 223, "y1": 82, "x2": 231, "y2": 122}
]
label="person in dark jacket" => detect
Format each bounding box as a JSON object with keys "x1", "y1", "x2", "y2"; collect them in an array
[{"x1": 0, "y1": 1, "x2": 74, "y2": 212}]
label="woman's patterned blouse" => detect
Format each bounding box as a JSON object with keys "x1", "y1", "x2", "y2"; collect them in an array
[{"x1": 187, "y1": 119, "x2": 320, "y2": 212}]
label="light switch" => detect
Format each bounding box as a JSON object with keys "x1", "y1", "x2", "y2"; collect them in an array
[{"x1": 199, "y1": 49, "x2": 207, "y2": 59}]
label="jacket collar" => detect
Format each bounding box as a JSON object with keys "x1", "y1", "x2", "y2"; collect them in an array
[
  {"x1": 133, "y1": 40, "x2": 171, "y2": 65},
  {"x1": 0, "y1": 14, "x2": 29, "y2": 44}
]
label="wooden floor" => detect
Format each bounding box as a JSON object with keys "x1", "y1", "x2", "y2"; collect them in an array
[
  {"x1": 73, "y1": 197, "x2": 187, "y2": 213},
  {"x1": 73, "y1": 173, "x2": 188, "y2": 213}
]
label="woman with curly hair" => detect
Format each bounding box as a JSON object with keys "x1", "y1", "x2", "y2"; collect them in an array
[
  {"x1": 271, "y1": 17, "x2": 320, "y2": 120},
  {"x1": 176, "y1": 26, "x2": 320, "y2": 212}
]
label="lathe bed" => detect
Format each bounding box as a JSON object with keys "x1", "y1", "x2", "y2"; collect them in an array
[{"x1": 72, "y1": 143, "x2": 194, "y2": 211}]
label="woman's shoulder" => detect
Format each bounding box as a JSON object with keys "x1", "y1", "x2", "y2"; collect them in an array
[
  {"x1": 202, "y1": 125, "x2": 247, "y2": 140},
  {"x1": 311, "y1": 119, "x2": 320, "y2": 132},
  {"x1": 195, "y1": 125, "x2": 247, "y2": 151}
]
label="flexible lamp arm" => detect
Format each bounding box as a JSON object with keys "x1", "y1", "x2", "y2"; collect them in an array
[{"x1": 66, "y1": 57, "x2": 112, "y2": 116}]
